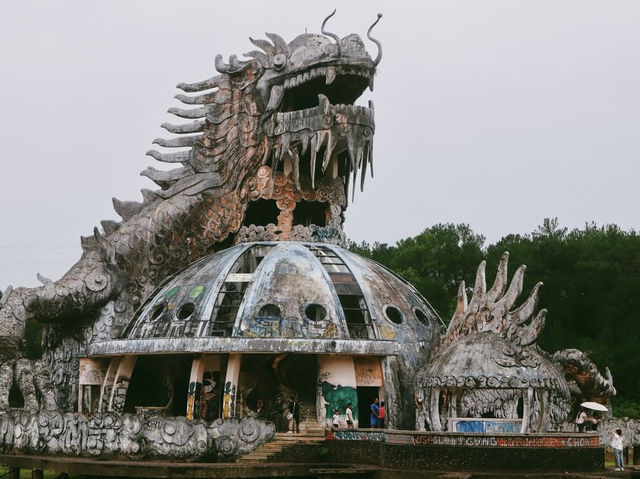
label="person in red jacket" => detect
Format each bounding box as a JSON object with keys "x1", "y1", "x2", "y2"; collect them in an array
[{"x1": 378, "y1": 401, "x2": 386, "y2": 428}]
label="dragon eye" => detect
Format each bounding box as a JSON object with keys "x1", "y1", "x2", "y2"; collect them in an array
[
  {"x1": 272, "y1": 54, "x2": 287, "y2": 70},
  {"x1": 323, "y1": 43, "x2": 338, "y2": 57}
]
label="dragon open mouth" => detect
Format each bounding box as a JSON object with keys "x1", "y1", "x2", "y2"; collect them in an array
[
  {"x1": 278, "y1": 64, "x2": 373, "y2": 112},
  {"x1": 268, "y1": 63, "x2": 375, "y2": 194}
]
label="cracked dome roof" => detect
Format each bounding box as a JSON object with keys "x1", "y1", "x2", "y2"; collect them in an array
[{"x1": 90, "y1": 242, "x2": 444, "y2": 356}]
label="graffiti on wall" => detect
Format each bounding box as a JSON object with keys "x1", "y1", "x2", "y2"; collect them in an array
[
  {"x1": 327, "y1": 429, "x2": 601, "y2": 448},
  {"x1": 452, "y1": 419, "x2": 521, "y2": 433},
  {"x1": 79, "y1": 359, "x2": 107, "y2": 386},
  {"x1": 241, "y1": 316, "x2": 339, "y2": 339},
  {"x1": 354, "y1": 357, "x2": 383, "y2": 387},
  {"x1": 223, "y1": 381, "x2": 236, "y2": 418},
  {"x1": 186, "y1": 381, "x2": 201, "y2": 421},
  {"x1": 320, "y1": 381, "x2": 358, "y2": 419}
]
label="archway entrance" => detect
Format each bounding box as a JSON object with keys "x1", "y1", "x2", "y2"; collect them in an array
[
  {"x1": 357, "y1": 386, "x2": 380, "y2": 428},
  {"x1": 239, "y1": 354, "x2": 318, "y2": 422},
  {"x1": 124, "y1": 355, "x2": 192, "y2": 416}
]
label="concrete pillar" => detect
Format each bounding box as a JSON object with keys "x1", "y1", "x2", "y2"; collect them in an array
[
  {"x1": 8, "y1": 467, "x2": 19, "y2": 479},
  {"x1": 430, "y1": 388, "x2": 442, "y2": 431},
  {"x1": 448, "y1": 390, "x2": 457, "y2": 420},
  {"x1": 99, "y1": 356, "x2": 122, "y2": 412},
  {"x1": 223, "y1": 353, "x2": 241, "y2": 418},
  {"x1": 108, "y1": 355, "x2": 137, "y2": 413},
  {"x1": 521, "y1": 387, "x2": 534, "y2": 433},
  {"x1": 31, "y1": 469, "x2": 43, "y2": 479},
  {"x1": 186, "y1": 355, "x2": 205, "y2": 420},
  {"x1": 536, "y1": 389, "x2": 549, "y2": 432}
]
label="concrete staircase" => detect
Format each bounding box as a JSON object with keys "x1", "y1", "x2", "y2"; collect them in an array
[
  {"x1": 237, "y1": 431, "x2": 325, "y2": 464},
  {"x1": 237, "y1": 395, "x2": 326, "y2": 464}
]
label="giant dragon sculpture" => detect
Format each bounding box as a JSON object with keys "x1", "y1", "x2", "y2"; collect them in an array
[{"x1": 0, "y1": 12, "x2": 381, "y2": 411}]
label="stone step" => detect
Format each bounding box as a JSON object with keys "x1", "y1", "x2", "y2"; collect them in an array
[{"x1": 275, "y1": 433, "x2": 325, "y2": 440}]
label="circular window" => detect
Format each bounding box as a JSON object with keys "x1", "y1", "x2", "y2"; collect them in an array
[
  {"x1": 258, "y1": 304, "x2": 281, "y2": 319},
  {"x1": 385, "y1": 305, "x2": 403, "y2": 325},
  {"x1": 304, "y1": 303, "x2": 327, "y2": 322},
  {"x1": 176, "y1": 302, "x2": 195, "y2": 320},
  {"x1": 414, "y1": 308, "x2": 429, "y2": 326},
  {"x1": 151, "y1": 304, "x2": 164, "y2": 321}
]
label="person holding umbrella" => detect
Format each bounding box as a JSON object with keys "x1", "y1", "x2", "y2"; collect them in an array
[{"x1": 580, "y1": 401, "x2": 608, "y2": 432}]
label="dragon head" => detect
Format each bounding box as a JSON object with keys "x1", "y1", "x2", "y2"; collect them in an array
[
  {"x1": 219, "y1": 11, "x2": 379, "y2": 191},
  {"x1": 145, "y1": 12, "x2": 382, "y2": 244}
]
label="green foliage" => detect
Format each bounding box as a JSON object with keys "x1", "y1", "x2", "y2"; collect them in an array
[
  {"x1": 611, "y1": 397, "x2": 640, "y2": 419},
  {"x1": 349, "y1": 223, "x2": 485, "y2": 320},
  {"x1": 349, "y1": 219, "x2": 640, "y2": 416}
]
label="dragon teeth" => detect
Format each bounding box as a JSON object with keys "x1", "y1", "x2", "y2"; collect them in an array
[
  {"x1": 318, "y1": 94, "x2": 330, "y2": 114},
  {"x1": 325, "y1": 67, "x2": 336, "y2": 85},
  {"x1": 266, "y1": 84, "x2": 284, "y2": 111}
]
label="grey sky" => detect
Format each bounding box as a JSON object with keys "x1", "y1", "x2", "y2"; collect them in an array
[{"x1": 1, "y1": 1, "x2": 639, "y2": 290}]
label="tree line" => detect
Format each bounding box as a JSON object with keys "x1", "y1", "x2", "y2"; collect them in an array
[{"x1": 349, "y1": 219, "x2": 640, "y2": 418}]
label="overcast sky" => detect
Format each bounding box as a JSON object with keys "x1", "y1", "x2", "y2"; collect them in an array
[{"x1": 1, "y1": 1, "x2": 639, "y2": 290}]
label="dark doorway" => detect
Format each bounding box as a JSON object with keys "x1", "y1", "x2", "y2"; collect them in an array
[
  {"x1": 357, "y1": 386, "x2": 379, "y2": 428},
  {"x1": 244, "y1": 199, "x2": 280, "y2": 227},
  {"x1": 276, "y1": 354, "x2": 318, "y2": 400},
  {"x1": 124, "y1": 355, "x2": 192, "y2": 416},
  {"x1": 293, "y1": 200, "x2": 327, "y2": 227}
]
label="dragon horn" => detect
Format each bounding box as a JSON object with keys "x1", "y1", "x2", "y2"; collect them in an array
[
  {"x1": 367, "y1": 13, "x2": 383, "y2": 66},
  {"x1": 215, "y1": 54, "x2": 231, "y2": 73},
  {"x1": 321, "y1": 10, "x2": 342, "y2": 58},
  {"x1": 265, "y1": 33, "x2": 290, "y2": 56},
  {"x1": 249, "y1": 37, "x2": 277, "y2": 56}
]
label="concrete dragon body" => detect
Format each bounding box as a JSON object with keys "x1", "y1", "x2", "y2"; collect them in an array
[{"x1": 0, "y1": 13, "x2": 381, "y2": 410}]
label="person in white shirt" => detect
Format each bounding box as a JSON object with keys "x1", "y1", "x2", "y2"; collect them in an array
[
  {"x1": 575, "y1": 409, "x2": 587, "y2": 432},
  {"x1": 332, "y1": 409, "x2": 341, "y2": 429},
  {"x1": 611, "y1": 428, "x2": 624, "y2": 471},
  {"x1": 346, "y1": 403, "x2": 355, "y2": 428}
]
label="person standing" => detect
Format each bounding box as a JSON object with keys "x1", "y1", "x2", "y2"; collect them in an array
[
  {"x1": 332, "y1": 409, "x2": 340, "y2": 429},
  {"x1": 575, "y1": 408, "x2": 587, "y2": 433},
  {"x1": 611, "y1": 428, "x2": 624, "y2": 471},
  {"x1": 288, "y1": 396, "x2": 300, "y2": 433},
  {"x1": 378, "y1": 401, "x2": 386, "y2": 428},
  {"x1": 370, "y1": 397, "x2": 379, "y2": 428},
  {"x1": 345, "y1": 403, "x2": 355, "y2": 428}
]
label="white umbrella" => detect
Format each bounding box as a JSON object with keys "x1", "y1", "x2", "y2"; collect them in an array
[{"x1": 580, "y1": 401, "x2": 608, "y2": 412}]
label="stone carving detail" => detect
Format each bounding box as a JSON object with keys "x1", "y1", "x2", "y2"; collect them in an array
[
  {"x1": 42, "y1": 333, "x2": 83, "y2": 412},
  {"x1": 236, "y1": 166, "x2": 347, "y2": 245},
  {"x1": 0, "y1": 359, "x2": 57, "y2": 413},
  {"x1": 551, "y1": 348, "x2": 616, "y2": 404},
  {"x1": 417, "y1": 253, "x2": 571, "y2": 432},
  {"x1": 442, "y1": 252, "x2": 546, "y2": 361},
  {"x1": 0, "y1": 411, "x2": 274, "y2": 459}
]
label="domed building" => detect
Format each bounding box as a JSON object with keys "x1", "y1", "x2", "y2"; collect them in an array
[{"x1": 84, "y1": 241, "x2": 443, "y2": 429}]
